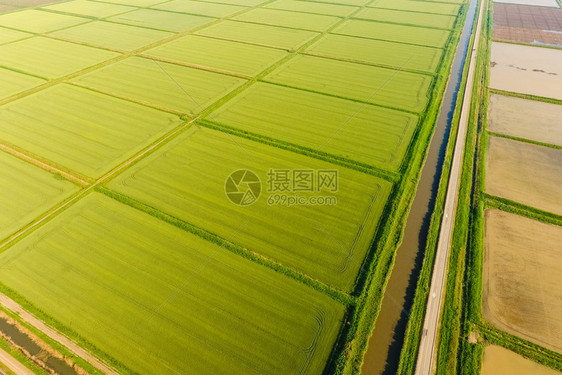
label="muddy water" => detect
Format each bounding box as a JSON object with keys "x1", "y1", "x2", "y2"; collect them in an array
[
  {"x1": 0, "y1": 316, "x2": 79, "y2": 375},
  {"x1": 361, "y1": 0, "x2": 478, "y2": 373}
]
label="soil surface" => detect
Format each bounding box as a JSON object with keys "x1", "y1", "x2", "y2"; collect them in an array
[
  {"x1": 482, "y1": 345, "x2": 561, "y2": 375},
  {"x1": 493, "y1": 3, "x2": 562, "y2": 46},
  {"x1": 488, "y1": 94, "x2": 562, "y2": 146},
  {"x1": 490, "y1": 42, "x2": 562, "y2": 100},
  {"x1": 483, "y1": 209, "x2": 562, "y2": 353},
  {"x1": 485, "y1": 136, "x2": 562, "y2": 216}
]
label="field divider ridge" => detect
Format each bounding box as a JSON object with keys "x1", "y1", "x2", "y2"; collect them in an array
[{"x1": 97, "y1": 187, "x2": 355, "y2": 305}]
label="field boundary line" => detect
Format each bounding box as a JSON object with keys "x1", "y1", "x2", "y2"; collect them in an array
[
  {"x1": 0, "y1": 143, "x2": 89, "y2": 186},
  {"x1": 486, "y1": 131, "x2": 562, "y2": 150},
  {"x1": 414, "y1": 0, "x2": 485, "y2": 373},
  {"x1": 97, "y1": 187, "x2": 353, "y2": 304}
]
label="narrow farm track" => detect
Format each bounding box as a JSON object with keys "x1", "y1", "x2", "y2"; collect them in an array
[
  {"x1": 0, "y1": 295, "x2": 117, "y2": 375},
  {"x1": 0, "y1": 144, "x2": 89, "y2": 186},
  {"x1": 414, "y1": 1, "x2": 485, "y2": 374},
  {"x1": 0, "y1": 347, "x2": 33, "y2": 375}
]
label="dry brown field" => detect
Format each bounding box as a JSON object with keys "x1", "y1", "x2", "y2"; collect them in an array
[
  {"x1": 483, "y1": 209, "x2": 562, "y2": 353},
  {"x1": 485, "y1": 136, "x2": 562, "y2": 215},
  {"x1": 488, "y1": 94, "x2": 562, "y2": 146},
  {"x1": 482, "y1": 345, "x2": 562, "y2": 375},
  {"x1": 490, "y1": 42, "x2": 562, "y2": 100}
]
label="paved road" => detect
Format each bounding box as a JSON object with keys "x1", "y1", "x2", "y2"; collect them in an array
[
  {"x1": 414, "y1": 1, "x2": 485, "y2": 374},
  {"x1": 0, "y1": 347, "x2": 33, "y2": 375}
]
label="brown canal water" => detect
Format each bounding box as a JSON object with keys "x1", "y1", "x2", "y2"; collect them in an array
[
  {"x1": 0, "y1": 315, "x2": 79, "y2": 375},
  {"x1": 361, "y1": 0, "x2": 478, "y2": 373}
]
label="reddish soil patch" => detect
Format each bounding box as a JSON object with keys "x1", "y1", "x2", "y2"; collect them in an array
[{"x1": 493, "y1": 4, "x2": 562, "y2": 46}]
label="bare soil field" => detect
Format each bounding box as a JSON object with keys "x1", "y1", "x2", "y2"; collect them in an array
[
  {"x1": 493, "y1": 4, "x2": 562, "y2": 46},
  {"x1": 488, "y1": 94, "x2": 562, "y2": 146},
  {"x1": 490, "y1": 42, "x2": 562, "y2": 100},
  {"x1": 485, "y1": 136, "x2": 562, "y2": 215},
  {"x1": 483, "y1": 209, "x2": 562, "y2": 353},
  {"x1": 493, "y1": 0, "x2": 559, "y2": 8},
  {"x1": 482, "y1": 345, "x2": 561, "y2": 375},
  {"x1": 0, "y1": 4, "x2": 16, "y2": 13}
]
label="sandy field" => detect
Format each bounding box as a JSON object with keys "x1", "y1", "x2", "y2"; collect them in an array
[
  {"x1": 493, "y1": 4, "x2": 562, "y2": 46},
  {"x1": 494, "y1": 0, "x2": 559, "y2": 7},
  {"x1": 486, "y1": 136, "x2": 562, "y2": 215},
  {"x1": 490, "y1": 42, "x2": 562, "y2": 100},
  {"x1": 488, "y1": 94, "x2": 562, "y2": 146},
  {"x1": 483, "y1": 209, "x2": 562, "y2": 353},
  {"x1": 482, "y1": 345, "x2": 561, "y2": 375}
]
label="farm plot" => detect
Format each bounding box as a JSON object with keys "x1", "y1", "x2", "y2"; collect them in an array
[
  {"x1": 50, "y1": 21, "x2": 172, "y2": 51},
  {"x1": 492, "y1": 4, "x2": 562, "y2": 46},
  {"x1": 483, "y1": 210, "x2": 562, "y2": 353},
  {"x1": 354, "y1": 8, "x2": 457, "y2": 29},
  {"x1": 0, "y1": 37, "x2": 118, "y2": 79},
  {"x1": 0, "y1": 27, "x2": 31, "y2": 45},
  {"x1": 196, "y1": 20, "x2": 318, "y2": 50},
  {"x1": 196, "y1": 0, "x2": 266, "y2": 5},
  {"x1": 264, "y1": 54, "x2": 432, "y2": 113},
  {"x1": 306, "y1": 34, "x2": 443, "y2": 73},
  {"x1": 485, "y1": 136, "x2": 562, "y2": 216},
  {"x1": 151, "y1": 0, "x2": 245, "y2": 17},
  {"x1": 0, "y1": 192, "x2": 345, "y2": 374},
  {"x1": 314, "y1": 0, "x2": 368, "y2": 5},
  {"x1": 265, "y1": 0, "x2": 358, "y2": 17},
  {"x1": 488, "y1": 94, "x2": 562, "y2": 146},
  {"x1": 0, "y1": 84, "x2": 183, "y2": 178},
  {"x1": 107, "y1": 126, "x2": 392, "y2": 291},
  {"x1": 332, "y1": 19, "x2": 451, "y2": 48},
  {"x1": 368, "y1": 0, "x2": 461, "y2": 16},
  {"x1": 207, "y1": 82, "x2": 418, "y2": 171},
  {"x1": 74, "y1": 56, "x2": 246, "y2": 114},
  {"x1": 482, "y1": 346, "x2": 561, "y2": 375},
  {"x1": 94, "y1": 0, "x2": 166, "y2": 6},
  {"x1": 0, "y1": 9, "x2": 88, "y2": 33},
  {"x1": 493, "y1": 0, "x2": 559, "y2": 7},
  {"x1": 490, "y1": 42, "x2": 562, "y2": 101},
  {"x1": 0, "y1": 68, "x2": 44, "y2": 99},
  {"x1": 0, "y1": 151, "x2": 78, "y2": 242},
  {"x1": 43, "y1": 0, "x2": 135, "y2": 18},
  {"x1": 106, "y1": 8, "x2": 214, "y2": 32},
  {"x1": 145, "y1": 35, "x2": 287, "y2": 77},
  {"x1": 232, "y1": 8, "x2": 340, "y2": 32}
]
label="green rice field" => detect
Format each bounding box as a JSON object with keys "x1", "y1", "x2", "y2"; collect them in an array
[
  {"x1": 50, "y1": 21, "x2": 173, "y2": 51},
  {"x1": 264, "y1": 54, "x2": 432, "y2": 112},
  {"x1": 0, "y1": 68, "x2": 44, "y2": 99},
  {"x1": 207, "y1": 82, "x2": 418, "y2": 170},
  {"x1": 74, "y1": 56, "x2": 246, "y2": 114},
  {"x1": 0, "y1": 37, "x2": 118, "y2": 79},
  {"x1": 0, "y1": 84, "x2": 183, "y2": 177},
  {"x1": 145, "y1": 35, "x2": 288, "y2": 76},
  {"x1": 0, "y1": 27, "x2": 31, "y2": 45},
  {"x1": 107, "y1": 126, "x2": 392, "y2": 291},
  {"x1": 306, "y1": 34, "x2": 443, "y2": 73},
  {"x1": 196, "y1": 20, "x2": 319, "y2": 49},
  {"x1": 0, "y1": 193, "x2": 345, "y2": 375},
  {"x1": 354, "y1": 8, "x2": 457, "y2": 29},
  {"x1": 333, "y1": 19, "x2": 451, "y2": 48},
  {"x1": 0, "y1": 151, "x2": 77, "y2": 241},
  {"x1": 0, "y1": 0, "x2": 467, "y2": 373}
]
